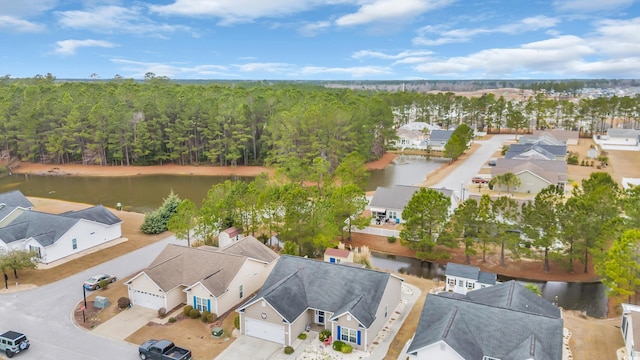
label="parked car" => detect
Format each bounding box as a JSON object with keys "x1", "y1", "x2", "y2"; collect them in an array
[
  {"x1": 471, "y1": 176, "x2": 489, "y2": 184},
  {"x1": 488, "y1": 160, "x2": 497, "y2": 166},
  {"x1": 139, "y1": 339, "x2": 192, "y2": 360},
  {"x1": 0, "y1": 331, "x2": 30, "y2": 358},
  {"x1": 83, "y1": 274, "x2": 117, "y2": 290}
]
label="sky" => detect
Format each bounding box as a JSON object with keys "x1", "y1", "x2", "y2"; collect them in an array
[{"x1": 1, "y1": 0, "x2": 640, "y2": 80}]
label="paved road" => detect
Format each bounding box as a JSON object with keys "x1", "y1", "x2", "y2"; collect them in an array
[
  {"x1": 435, "y1": 134, "x2": 512, "y2": 198},
  {"x1": 0, "y1": 235, "x2": 179, "y2": 360}
]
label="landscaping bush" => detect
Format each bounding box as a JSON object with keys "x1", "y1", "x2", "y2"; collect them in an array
[
  {"x1": 117, "y1": 297, "x2": 131, "y2": 309},
  {"x1": 567, "y1": 152, "x2": 579, "y2": 165},
  {"x1": 201, "y1": 310, "x2": 211, "y2": 322},
  {"x1": 189, "y1": 309, "x2": 200, "y2": 319},
  {"x1": 168, "y1": 317, "x2": 177, "y2": 323},
  {"x1": 98, "y1": 279, "x2": 110, "y2": 290},
  {"x1": 158, "y1": 307, "x2": 167, "y2": 318},
  {"x1": 284, "y1": 346, "x2": 294, "y2": 355},
  {"x1": 341, "y1": 344, "x2": 353, "y2": 354},
  {"x1": 298, "y1": 333, "x2": 307, "y2": 340},
  {"x1": 332, "y1": 340, "x2": 345, "y2": 351},
  {"x1": 319, "y1": 329, "x2": 331, "y2": 342},
  {"x1": 183, "y1": 305, "x2": 193, "y2": 317},
  {"x1": 387, "y1": 236, "x2": 397, "y2": 243},
  {"x1": 234, "y1": 315, "x2": 240, "y2": 329},
  {"x1": 209, "y1": 313, "x2": 218, "y2": 323}
]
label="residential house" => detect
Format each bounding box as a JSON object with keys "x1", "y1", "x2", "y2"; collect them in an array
[
  {"x1": 428, "y1": 130, "x2": 454, "y2": 151},
  {"x1": 324, "y1": 248, "x2": 353, "y2": 264},
  {"x1": 368, "y1": 185, "x2": 457, "y2": 224},
  {"x1": 0, "y1": 190, "x2": 33, "y2": 226},
  {"x1": 218, "y1": 227, "x2": 244, "y2": 248},
  {"x1": 395, "y1": 128, "x2": 427, "y2": 150},
  {"x1": 491, "y1": 158, "x2": 568, "y2": 194},
  {"x1": 519, "y1": 134, "x2": 564, "y2": 146},
  {"x1": 405, "y1": 281, "x2": 564, "y2": 360},
  {"x1": 622, "y1": 303, "x2": 640, "y2": 360},
  {"x1": 532, "y1": 130, "x2": 580, "y2": 145},
  {"x1": 505, "y1": 143, "x2": 567, "y2": 161},
  {"x1": 0, "y1": 203, "x2": 122, "y2": 264},
  {"x1": 126, "y1": 236, "x2": 278, "y2": 315},
  {"x1": 444, "y1": 262, "x2": 496, "y2": 295},
  {"x1": 605, "y1": 128, "x2": 640, "y2": 146},
  {"x1": 237, "y1": 255, "x2": 403, "y2": 350}
]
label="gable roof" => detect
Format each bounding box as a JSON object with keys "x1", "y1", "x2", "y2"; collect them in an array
[
  {"x1": 492, "y1": 159, "x2": 567, "y2": 184},
  {"x1": 407, "y1": 281, "x2": 563, "y2": 359},
  {"x1": 219, "y1": 235, "x2": 279, "y2": 263},
  {"x1": 506, "y1": 143, "x2": 567, "y2": 159},
  {"x1": 532, "y1": 130, "x2": 579, "y2": 143},
  {"x1": 0, "y1": 190, "x2": 33, "y2": 208},
  {"x1": 60, "y1": 205, "x2": 122, "y2": 225},
  {"x1": 369, "y1": 185, "x2": 453, "y2": 212},
  {"x1": 325, "y1": 248, "x2": 351, "y2": 258},
  {"x1": 145, "y1": 244, "x2": 248, "y2": 296},
  {"x1": 445, "y1": 262, "x2": 496, "y2": 285},
  {"x1": 607, "y1": 128, "x2": 640, "y2": 138},
  {"x1": 0, "y1": 210, "x2": 80, "y2": 246},
  {"x1": 519, "y1": 135, "x2": 564, "y2": 146},
  {"x1": 222, "y1": 227, "x2": 243, "y2": 237},
  {"x1": 429, "y1": 129, "x2": 454, "y2": 142},
  {"x1": 241, "y1": 255, "x2": 398, "y2": 328}
]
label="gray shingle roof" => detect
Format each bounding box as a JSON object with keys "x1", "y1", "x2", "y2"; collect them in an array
[
  {"x1": 407, "y1": 281, "x2": 563, "y2": 360},
  {"x1": 445, "y1": 262, "x2": 496, "y2": 285},
  {"x1": 219, "y1": 235, "x2": 279, "y2": 263},
  {"x1": 492, "y1": 159, "x2": 567, "y2": 184},
  {"x1": 0, "y1": 190, "x2": 33, "y2": 208},
  {"x1": 607, "y1": 128, "x2": 640, "y2": 138},
  {"x1": 60, "y1": 205, "x2": 122, "y2": 225},
  {"x1": 429, "y1": 129, "x2": 454, "y2": 142},
  {"x1": 507, "y1": 143, "x2": 567, "y2": 158},
  {"x1": 245, "y1": 255, "x2": 395, "y2": 328},
  {"x1": 369, "y1": 185, "x2": 452, "y2": 212},
  {"x1": 0, "y1": 211, "x2": 79, "y2": 246}
]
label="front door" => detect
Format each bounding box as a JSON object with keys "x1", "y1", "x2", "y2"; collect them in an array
[{"x1": 315, "y1": 310, "x2": 325, "y2": 324}]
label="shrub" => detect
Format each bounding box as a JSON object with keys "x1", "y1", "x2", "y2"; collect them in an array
[
  {"x1": 183, "y1": 305, "x2": 193, "y2": 317},
  {"x1": 341, "y1": 344, "x2": 353, "y2": 354},
  {"x1": 567, "y1": 152, "x2": 579, "y2": 165},
  {"x1": 319, "y1": 329, "x2": 331, "y2": 342},
  {"x1": 98, "y1": 279, "x2": 110, "y2": 290},
  {"x1": 284, "y1": 346, "x2": 294, "y2": 355},
  {"x1": 298, "y1": 333, "x2": 307, "y2": 340},
  {"x1": 158, "y1": 307, "x2": 167, "y2": 318},
  {"x1": 168, "y1": 317, "x2": 177, "y2": 323},
  {"x1": 117, "y1": 297, "x2": 131, "y2": 309},
  {"x1": 201, "y1": 310, "x2": 210, "y2": 322},
  {"x1": 332, "y1": 340, "x2": 345, "y2": 351},
  {"x1": 209, "y1": 313, "x2": 218, "y2": 323},
  {"x1": 189, "y1": 309, "x2": 200, "y2": 319},
  {"x1": 234, "y1": 315, "x2": 240, "y2": 329},
  {"x1": 387, "y1": 236, "x2": 397, "y2": 244}
]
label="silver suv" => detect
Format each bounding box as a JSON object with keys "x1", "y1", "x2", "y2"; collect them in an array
[{"x1": 0, "y1": 331, "x2": 30, "y2": 358}]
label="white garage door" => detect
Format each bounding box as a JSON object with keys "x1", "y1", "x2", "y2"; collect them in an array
[
  {"x1": 245, "y1": 318, "x2": 285, "y2": 344},
  {"x1": 130, "y1": 289, "x2": 165, "y2": 310}
]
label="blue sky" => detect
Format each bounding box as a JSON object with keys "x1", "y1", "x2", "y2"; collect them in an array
[{"x1": 1, "y1": 0, "x2": 639, "y2": 80}]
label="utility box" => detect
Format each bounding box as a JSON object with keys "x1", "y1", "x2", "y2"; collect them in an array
[
  {"x1": 211, "y1": 327, "x2": 223, "y2": 338},
  {"x1": 94, "y1": 296, "x2": 110, "y2": 309}
]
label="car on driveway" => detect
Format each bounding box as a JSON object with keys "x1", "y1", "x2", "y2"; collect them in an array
[
  {"x1": 83, "y1": 274, "x2": 117, "y2": 290},
  {"x1": 0, "y1": 330, "x2": 30, "y2": 358},
  {"x1": 471, "y1": 176, "x2": 489, "y2": 184}
]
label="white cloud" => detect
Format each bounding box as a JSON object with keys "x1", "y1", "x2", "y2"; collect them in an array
[
  {"x1": 589, "y1": 17, "x2": 640, "y2": 57},
  {"x1": 233, "y1": 63, "x2": 292, "y2": 72},
  {"x1": 0, "y1": 16, "x2": 45, "y2": 32},
  {"x1": 298, "y1": 21, "x2": 331, "y2": 37},
  {"x1": 352, "y1": 49, "x2": 433, "y2": 60},
  {"x1": 54, "y1": 39, "x2": 117, "y2": 55},
  {"x1": 554, "y1": 0, "x2": 635, "y2": 12},
  {"x1": 110, "y1": 59, "x2": 231, "y2": 78},
  {"x1": 57, "y1": 5, "x2": 189, "y2": 34},
  {"x1": 413, "y1": 16, "x2": 559, "y2": 46},
  {"x1": 0, "y1": 0, "x2": 57, "y2": 17},
  {"x1": 335, "y1": 0, "x2": 454, "y2": 27},
  {"x1": 300, "y1": 65, "x2": 393, "y2": 77}
]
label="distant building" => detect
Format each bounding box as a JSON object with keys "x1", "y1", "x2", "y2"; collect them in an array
[
  {"x1": 444, "y1": 262, "x2": 497, "y2": 294},
  {"x1": 323, "y1": 248, "x2": 353, "y2": 264}
]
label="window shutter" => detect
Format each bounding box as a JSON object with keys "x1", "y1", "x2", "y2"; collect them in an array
[
  {"x1": 337, "y1": 326, "x2": 341, "y2": 340},
  {"x1": 357, "y1": 330, "x2": 361, "y2": 346},
  {"x1": 193, "y1": 296, "x2": 196, "y2": 309},
  {"x1": 207, "y1": 298, "x2": 211, "y2": 312}
]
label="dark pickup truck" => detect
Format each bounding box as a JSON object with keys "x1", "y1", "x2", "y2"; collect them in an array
[{"x1": 139, "y1": 339, "x2": 192, "y2": 360}]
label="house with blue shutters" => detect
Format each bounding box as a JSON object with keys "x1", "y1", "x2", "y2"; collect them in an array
[
  {"x1": 125, "y1": 236, "x2": 278, "y2": 315},
  {"x1": 236, "y1": 255, "x2": 403, "y2": 350}
]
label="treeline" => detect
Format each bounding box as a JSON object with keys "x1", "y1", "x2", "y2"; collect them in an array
[{"x1": 0, "y1": 78, "x2": 394, "y2": 169}]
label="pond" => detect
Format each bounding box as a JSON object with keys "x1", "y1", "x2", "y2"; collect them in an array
[{"x1": 370, "y1": 252, "x2": 608, "y2": 318}]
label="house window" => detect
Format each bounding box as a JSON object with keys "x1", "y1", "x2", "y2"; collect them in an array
[
  {"x1": 458, "y1": 280, "x2": 464, "y2": 287},
  {"x1": 72, "y1": 238, "x2": 77, "y2": 250},
  {"x1": 239, "y1": 284, "x2": 244, "y2": 299},
  {"x1": 194, "y1": 296, "x2": 208, "y2": 312},
  {"x1": 447, "y1": 278, "x2": 455, "y2": 286},
  {"x1": 29, "y1": 245, "x2": 41, "y2": 258},
  {"x1": 341, "y1": 327, "x2": 358, "y2": 344},
  {"x1": 389, "y1": 211, "x2": 397, "y2": 220},
  {"x1": 466, "y1": 281, "x2": 474, "y2": 290}
]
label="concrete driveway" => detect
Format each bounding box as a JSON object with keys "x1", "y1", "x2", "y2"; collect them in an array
[
  {"x1": 92, "y1": 306, "x2": 157, "y2": 340},
  {"x1": 215, "y1": 335, "x2": 282, "y2": 360}
]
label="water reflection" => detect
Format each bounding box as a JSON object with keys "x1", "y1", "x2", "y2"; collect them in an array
[
  {"x1": 370, "y1": 251, "x2": 608, "y2": 318},
  {"x1": 366, "y1": 155, "x2": 447, "y2": 191}
]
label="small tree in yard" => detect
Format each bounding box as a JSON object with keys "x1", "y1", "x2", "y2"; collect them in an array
[
  {"x1": 141, "y1": 191, "x2": 181, "y2": 234},
  {"x1": 167, "y1": 199, "x2": 198, "y2": 246},
  {"x1": 0, "y1": 250, "x2": 38, "y2": 279}
]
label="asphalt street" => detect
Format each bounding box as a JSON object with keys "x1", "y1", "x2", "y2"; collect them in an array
[{"x1": 0, "y1": 235, "x2": 179, "y2": 360}]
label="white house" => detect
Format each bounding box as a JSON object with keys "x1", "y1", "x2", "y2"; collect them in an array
[
  {"x1": 444, "y1": 262, "x2": 497, "y2": 294},
  {"x1": 622, "y1": 303, "x2": 640, "y2": 360},
  {"x1": 126, "y1": 236, "x2": 278, "y2": 315},
  {"x1": 218, "y1": 227, "x2": 244, "y2": 248},
  {"x1": 368, "y1": 185, "x2": 457, "y2": 225},
  {"x1": 0, "y1": 203, "x2": 122, "y2": 264},
  {"x1": 323, "y1": 248, "x2": 353, "y2": 264}
]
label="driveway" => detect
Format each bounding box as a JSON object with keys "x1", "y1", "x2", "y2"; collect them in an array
[
  {"x1": 215, "y1": 335, "x2": 282, "y2": 360},
  {"x1": 92, "y1": 306, "x2": 157, "y2": 340}
]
